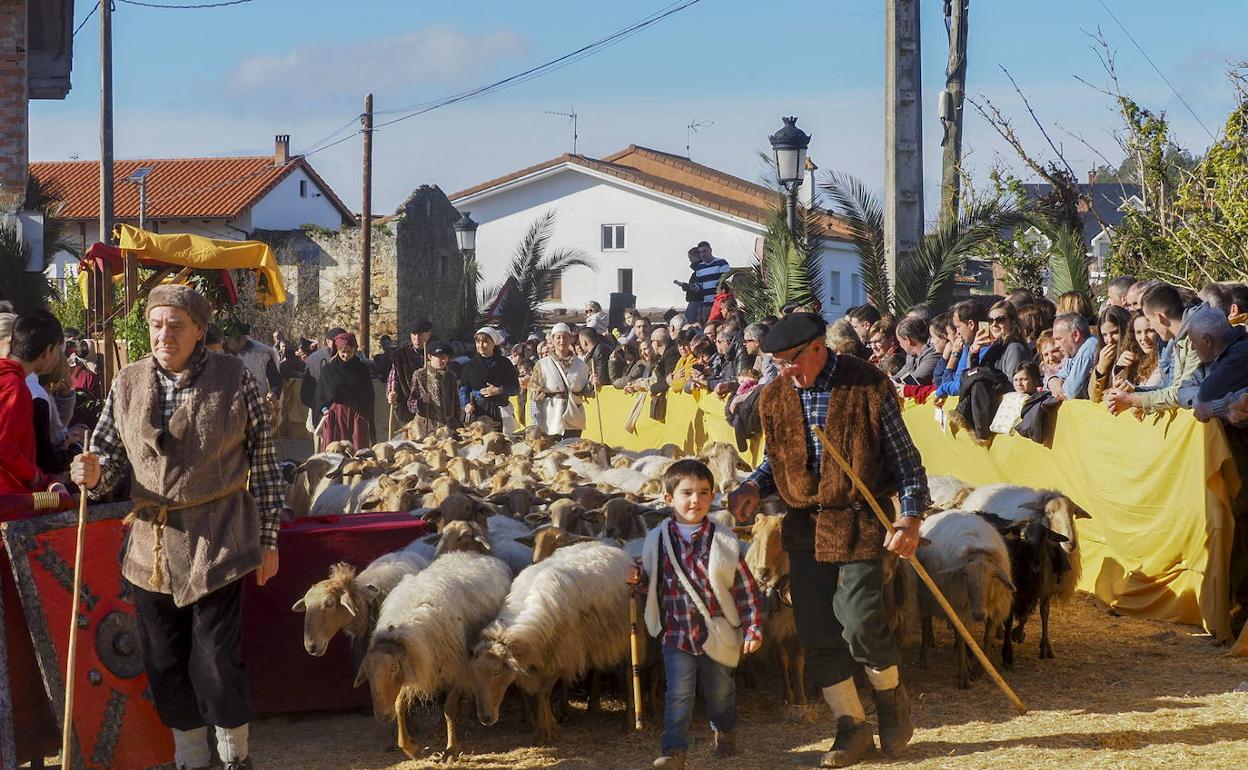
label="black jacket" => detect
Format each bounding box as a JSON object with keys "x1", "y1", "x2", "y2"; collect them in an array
[
  {"x1": 651, "y1": 345, "x2": 681, "y2": 395},
  {"x1": 316, "y1": 356, "x2": 375, "y2": 432},
  {"x1": 459, "y1": 352, "x2": 521, "y2": 423}
]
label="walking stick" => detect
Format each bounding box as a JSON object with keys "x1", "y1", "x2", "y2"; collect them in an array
[
  {"x1": 627, "y1": 577, "x2": 645, "y2": 730},
  {"x1": 811, "y1": 427, "x2": 1028, "y2": 715},
  {"x1": 594, "y1": 389, "x2": 605, "y2": 444},
  {"x1": 387, "y1": 403, "x2": 395, "y2": 441},
  {"x1": 62, "y1": 430, "x2": 92, "y2": 768}
]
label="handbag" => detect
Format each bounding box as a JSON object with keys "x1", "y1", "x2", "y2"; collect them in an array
[
  {"x1": 660, "y1": 527, "x2": 742, "y2": 669},
  {"x1": 551, "y1": 359, "x2": 587, "y2": 429}
]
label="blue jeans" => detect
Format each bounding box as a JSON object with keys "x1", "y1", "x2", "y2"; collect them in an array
[{"x1": 661, "y1": 645, "x2": 737, "y2": 754}]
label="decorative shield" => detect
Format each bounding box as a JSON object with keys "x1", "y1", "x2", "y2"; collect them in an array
[{"x1": 2, "y1": 502, "x2": 174, "y2": 770}]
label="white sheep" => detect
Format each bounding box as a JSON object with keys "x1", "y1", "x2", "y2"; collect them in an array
[
  {"x1": 354, "y1": 551, "x2": 512, "y2": 760},
  {"x1": 431, "y1": 519, "x2": 534, "y2": 576},
  {"x1": 292, "y1": 542, "x2": 430, "y2": 658},
  {"x1": 917, "y1": 510, "x2": 1015, "y2": 689},
  {"x1": 470, "y1": 541, "x2": 634, "y2": 744},
  {"x1": 928, "y1": 475, "x2": 973, "y2": 510}
]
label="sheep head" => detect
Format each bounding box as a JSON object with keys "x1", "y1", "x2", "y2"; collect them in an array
[
  {"x1": 323, "y1": 440, "x2": 356, "y2": 456},
  {"x1": 943, "y1": 550, "x2": 1015, "y2": 623},
  {"x1": 354, "y1": 636, "x2": 412, "y2": 720},
  {"x1": 291, "y1": 562, "x2": 365, "y2": 656},
  {"x1": 736, "y1": 514, "x2": 788, "y2": 593},
  {"x1": 519, "y1": 526, "x2": 594, "y2": 563},
  {"x1": 359, "y1": 475, "x2": 423, "y2": 513},
  {"x1": 1025, "y1": 494, "x2": 1089, "y2": 554},
  {"x1": 428, "y1": 492, "x2": 493, "y2": 531},
  {"x1": 488, "y1": 488, "x2": 542, "y2": 519},
  {"x1": 599, "y1": 498, "x2": 649, "y2": 541},
  {"x1": 470, "y1": 634, "x2": 523, "y2": 727},
  {"x1": 434, "y1": 520, "x2": 492, "y2": 558},
  {"x1": 546, "y1": 498, "x2": 595, "y2": 536}
]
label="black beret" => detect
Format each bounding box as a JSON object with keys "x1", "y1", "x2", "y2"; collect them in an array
[
  {"x1": 428, "y1": 340, "x2": 454, "y2": 357},
  {"x1": 411, "y1": 318, "x2": 434, "y2": 334},
  {"x1": 761, "y1": 312, "x2": 826, "y2": 353}
]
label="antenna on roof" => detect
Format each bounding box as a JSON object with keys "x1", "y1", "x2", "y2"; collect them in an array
[
  {"x1": 686, "y1": 118, "x2": 713, "y2": 158},
  {"x1": 545, "y1": 107, "x2": 578, "y2": 154}
]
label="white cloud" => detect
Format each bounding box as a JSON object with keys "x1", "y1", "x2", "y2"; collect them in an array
[{"x1": 222, "y1": 25, "x2": 527, "y2": 105}]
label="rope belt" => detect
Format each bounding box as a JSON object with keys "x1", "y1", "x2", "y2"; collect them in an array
[{"x1": 125, "y1": 483, "x2": 247, "y2": 590}]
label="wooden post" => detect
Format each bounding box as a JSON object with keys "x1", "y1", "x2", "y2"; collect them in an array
[
  {"x1": 939, "y1": 0, "x2": 970, "y2": 227},
  {"x1": 359, "y1": 94, "x2": 373, "y2": 357}
]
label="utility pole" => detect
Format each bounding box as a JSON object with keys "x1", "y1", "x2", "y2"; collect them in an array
[
  {"x1": 100, "y1": 0, "x2": 118, "y2": 384},
  {"x1": 939, "y1": 0, "x2": 969, "y2": 227},
  {"x1": 359, "y1": 93, "x2": 373, "y2": 357},
  {"x1": 884, "y1": 0, "x2": 925, "y2": 292}
]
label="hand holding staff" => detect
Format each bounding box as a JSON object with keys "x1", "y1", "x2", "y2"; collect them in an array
[{"x1": 812, "y1": 426, "x2": 1028, "y2": 715}]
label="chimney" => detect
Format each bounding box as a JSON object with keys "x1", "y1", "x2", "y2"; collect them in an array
[
  {"x1": 274, "y1": 134, "x2": 290, "y2": 165},
  {"x1": 1087, "y1": 169, "x2": 1097, "y2": 185}
]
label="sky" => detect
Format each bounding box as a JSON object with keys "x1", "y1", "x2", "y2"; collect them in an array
[{"x1": 29, "y1": 0, "x2": 1248, "y2": 220}]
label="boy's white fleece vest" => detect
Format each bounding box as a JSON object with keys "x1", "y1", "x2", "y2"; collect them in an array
[{"x1": 642, "y1": 521, "x2": 744, "y2": 668}]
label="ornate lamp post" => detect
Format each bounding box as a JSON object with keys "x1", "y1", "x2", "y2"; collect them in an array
[{"x1": 769, "y1": 116, "x2": 811, "y2": 239}]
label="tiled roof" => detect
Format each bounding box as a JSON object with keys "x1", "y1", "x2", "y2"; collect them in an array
[
  {"x1": 29, "y1": 156, "x2": 353, "y2": 222},
  {"x1": 450, "y1": 144, "x2": 852, "y2": 239}
]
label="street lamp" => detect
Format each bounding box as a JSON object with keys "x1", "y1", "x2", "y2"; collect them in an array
[
  {"x1": 453, "y1": 211, "x2": 478, "y2": 253},
  {"x1": 769, "y1": 116, "x2": 811, "y2": 238},
  {"x1": 126, "y1": 166, "x2": 154, "y2": 231}
]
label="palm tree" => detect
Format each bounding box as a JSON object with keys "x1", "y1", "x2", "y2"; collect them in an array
[
  {"x1": 822, "y1": 172, "x2": 1032, "y2": 313},
  {"x1": 484, "y1": 211, "x2": 594, "y2": 341},
  {"x1": 734, "y1": 205, "x2": 825, "y2": 321},
  {"x1": 0, "y1": 176, "x2": 80, "y2": 313},
  {"x1": 1043, "y1": 224, "x2": 1092, "y2": 295}
]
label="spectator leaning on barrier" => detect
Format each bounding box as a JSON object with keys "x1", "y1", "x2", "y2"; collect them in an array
[
  {"x1": 1046, "y1": 313, "x2": 1099, "y2": 401},
  {"x1": 932, "y1": 300, "x2": 984, "y2": 404},
  {"x1": 1182, "y1": 304, "x2": 1248, "y2": 417},
  {"x1": 893, "y1": 315, "x2": 938, "y2": 386},
  {"x1": 1107, "y1": 283, "x2": 1201, "y2": 415},
  {"x1": 980, "y1": 300, "x2": 1030, "y2": 379},
  {"x1": 1089, "y1": 305, "x2": 1133, "y2": 403},
  {"x1": 868, "y1": 317, "x2": 906, "y2": 376},
  {"x1": 643, "y1": 327, "x2": 680, "y2": 395},
  {"x1": 1106, "y1": 275, "x2": 1138, "y2": 309}
]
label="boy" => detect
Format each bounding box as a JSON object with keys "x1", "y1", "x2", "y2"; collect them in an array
[
  {"x1": 634, "y1": 459, "x2": 764, "y2": 769},
  {"x1": 407, "y1": 340, "x2": 464, "y2": 429}
]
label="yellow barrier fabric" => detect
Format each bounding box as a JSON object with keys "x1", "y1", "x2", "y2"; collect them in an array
[
  {"x1": 117, "y1": 224, "x2": 287, "y2": 305},
  {"x1": 901, "y1": 399, "x2": 1239, "y2": 642},
  {"x1": 513, "y1": 388, "x2": 1240, "y2": 643}
]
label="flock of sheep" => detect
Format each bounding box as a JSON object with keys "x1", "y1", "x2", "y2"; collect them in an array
[{"x1": 283, "y1": 422, "x2": 1090, "y2": 760}]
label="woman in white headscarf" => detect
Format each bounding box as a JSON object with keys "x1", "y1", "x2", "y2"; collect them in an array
[
  {"x1": 527, "y1": 323, "x2": 594, "y2": 438},
  {"x1": 459, "y1": 326, "x2": 520, "y2": 428}
]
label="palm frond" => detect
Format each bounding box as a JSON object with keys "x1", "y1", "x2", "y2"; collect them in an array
[
  {"x1": 494, "y1": 211, "x2": 593, "y2": 340},
  {"x1": 1042, "y1": 225, "x2": 1092, "y2": 295},
  {"x1": 895, "y1": 201, "x2": 1032, "y2": 311},
  {"x1": 735, "y1": 205, "x2": 825, "y2": 321},
  {"x1": 820, "y1": 172, "x2": 892, "y2": 312}
]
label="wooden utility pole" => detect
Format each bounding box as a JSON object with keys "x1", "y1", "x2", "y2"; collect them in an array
[
  {"x1": 939, "y1": 0, "x2": 969, "y2": 227},
  {"x1": 359, "y1": 93, "x2": 373, "y2": 356},
  {"x1": 884, "y1": 0, "x2": 925, "y2": 290},
  {"x1": 100, "y1": 0, "x2": 118, "y2": 383}
]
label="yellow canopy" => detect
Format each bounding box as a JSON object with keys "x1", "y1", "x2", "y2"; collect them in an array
[{"x1": 116, "y1": 225, "x2": 287, "y2": 305}]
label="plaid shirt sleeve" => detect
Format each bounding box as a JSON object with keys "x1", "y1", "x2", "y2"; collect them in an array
[
  {"x1": 877, "y1": 389, "x2": 929, "y2": 517},
  {"x1": 732, "y1": 556, "x2": 766, "y2": 643},
  {"x1": 86, "y1": 386, "x2": 132, "y2": 500},
  {"x1": 745, "y1": 456, "x2": 776, "y2": 497},
  {"x1": 241, "y1": 371, "x2": 284, "y2": 549}
]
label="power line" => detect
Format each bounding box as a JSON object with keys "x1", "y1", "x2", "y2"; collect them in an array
[
  {"x1": 74, "y1": 1, "x2": 101, "y2": 36},
  {"x1": 372, "y1": 0, "x2": 705, "y2": 128},
  {"x1": 1095, "y1": 0, "x2": 1217, "y2": 142},
  {"x1": 115, "y1": 0, "x2": 255, "y2": 8}
]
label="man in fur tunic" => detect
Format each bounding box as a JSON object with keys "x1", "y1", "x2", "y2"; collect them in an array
[
  {"x1": 71, "y1": 284, "x2": 283, "y2": 770},
  {"x1": 728, "y1": 312, "x2": 929, "y2": 768}
]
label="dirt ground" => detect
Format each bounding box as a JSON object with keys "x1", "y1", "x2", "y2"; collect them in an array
[{"x1": 248, "y1": 594, "x2": 1248, "y2": 770}]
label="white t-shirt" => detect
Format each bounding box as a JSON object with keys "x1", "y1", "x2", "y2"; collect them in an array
[{"x1": 675, "y1": 520, "x2": 702, "y2": 542}]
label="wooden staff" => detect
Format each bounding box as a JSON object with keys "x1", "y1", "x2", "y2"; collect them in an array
[
  {"x1": 387, "y1": 403, "x2": 395, "y2": 441},
  {"x1": 62, "y1": 430, "x2": 93, "y2": 768},
  {"x1": 627, "y1": 578, "x2": 645, "y2": 730},
  {"x1": 811, "y1": 427, "x2": 1027, "y2": 715}
]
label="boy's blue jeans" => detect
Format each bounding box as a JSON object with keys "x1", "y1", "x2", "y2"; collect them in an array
[{"x1": 661, "y1": 645, "x2": 737, "y2": 754}]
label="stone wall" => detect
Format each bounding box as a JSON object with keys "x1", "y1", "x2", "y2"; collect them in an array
[
  {"x1": 0, "y1": 0, "x2": 29, "y2": 212},
  {"x1": 393, "y1": 185, "x2": 466, "y2": 339}
]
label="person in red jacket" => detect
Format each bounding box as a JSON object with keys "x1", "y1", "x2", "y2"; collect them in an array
[{"x1": 0, "y1": 310, "x2": 66, "y2": 497}]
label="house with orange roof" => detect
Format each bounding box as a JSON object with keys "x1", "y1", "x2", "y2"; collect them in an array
[
  {"x1": 30, "y1": 135, "x2": 353, "y2": 292},
  {"x1": 449, "y1": 144, "x2": 866, "y2": 316}
]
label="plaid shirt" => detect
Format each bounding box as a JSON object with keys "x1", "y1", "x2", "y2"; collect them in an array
[
  {"x1": 747, "y1": 353, "x2": 929, "y2": 517},
  {"x1": 89, "y1": 348, "x2": 284, "y2": 549},
  {"x1": 654, "y1": 519, "x2": 764, "y2": 655}
]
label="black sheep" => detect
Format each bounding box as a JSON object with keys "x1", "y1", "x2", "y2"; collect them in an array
[{"x1": 978, "y1": 512, "x2": 1069, "y2": 668}]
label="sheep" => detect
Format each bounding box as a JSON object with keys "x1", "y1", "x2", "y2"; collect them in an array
[
  {"x1": 527, "y1": 498, "x2": 597, "y2": 537},
  {"x1": 521, "y1": 526, "x2": 596, "y2": 563},
  {"x1": 421, "y1": 491, "x2": 493, "y2": 531},
  {"x1": 432, "y1": 520, "x2": 534, "y2": 575},
  {"x1": 470, "y1": 541, "x2": 634, "y2": 744},
  {"x1": 284, "y1": 452, "x2": 349, "y2": 517},
  {"x1": 598, "y1": 498, "x2": 650, "y2": 542},
  {"x1": 961, "y1": 483, "x2": 1089, "y2": 634},
  {"x1": 979, "y1": 512, "x2": 1073, "y2": 664},
  {"x1": 697, "y1": 441, "x2": 752, "y2": 493},
  {"x1": 358, "y1": 474, "x2": 425, "y2": 513},
  {"x1": 916, "y1": 510, "x2": 1015, "y2": 688},
  {"x1": 927, "y1": 475, "x2": 973, "y2": 511},
  {"x1": 292, "y1": 543, "x2": 430, "y2": 660},
  {"x1": 734, "y1": 513, "x2": 805, "y2": 704},
  {"x1": 594, "y1": 466, "x2": 663, "y2": 497},
  {"x1": 354, "y1": 551, "x2": 512, "y2": 760}
]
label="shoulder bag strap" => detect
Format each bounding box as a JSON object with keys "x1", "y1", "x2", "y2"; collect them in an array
[{"x1": 661, "y1": 526, "x2": 716, "y2": 623}]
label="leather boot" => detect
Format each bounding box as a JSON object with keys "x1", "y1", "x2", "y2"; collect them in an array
[
  {"x1": 819, "y1": 716, "x2": 874, "y2": 767},
  {"x1": 874, "y1": 683, "x2": 914, "y2": 757},
  {"x1": 653, "y1": 752, "x2": 686, "y2": 769},
  {"x1": 714, "y1": 730, "x2": 737, "y2": 758}
]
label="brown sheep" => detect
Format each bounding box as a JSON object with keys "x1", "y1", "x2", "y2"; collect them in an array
[
  {"x1": 516, "y1": 525, "x2": 595, "y2": 564},
  {"x1": 734, "y1": 514, "x2": 805, "y2": 704},
  {"x1": 423, "y1": 492, "x2": 493, "y2": 531}
]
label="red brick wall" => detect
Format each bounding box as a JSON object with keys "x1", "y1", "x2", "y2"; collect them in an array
[{"x1": 0, "y1": 0, "x2": 29, "y2": 210}]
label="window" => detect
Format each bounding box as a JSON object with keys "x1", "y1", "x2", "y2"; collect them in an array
[
  {"x1": 601, "y1": 224, "x2": 626, "y2": 251},
  {"x1": 828, "y1": 270, "x2": 841, "y2": 306},
  {"x1": 618, "y1": 268, "x2": 633, "y2": 295},
  {"x1": 299, "y1": 180, "x2": 308, "y2": 198},
  {"x1": 546, "y1": 271, "x2": 563, "y2": 301},
  {"x1": 851, "y1": 274, "x2": 863, "y2": 306}
]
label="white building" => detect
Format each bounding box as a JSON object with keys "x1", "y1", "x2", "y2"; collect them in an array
[
  {"x1": 449, "y1": 145, "x2": 864, "y2": 318},
  {"x1": 30, "y1": 135, "x2": 353, "y2": 294}
]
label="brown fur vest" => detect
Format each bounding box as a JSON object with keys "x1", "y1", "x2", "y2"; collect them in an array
[
  {"x1": 758, "y1": 355, "x2": 897, "y2": 563},
  {"x1": 113, "y1": 351, "x2": 260, "y2": 606}
]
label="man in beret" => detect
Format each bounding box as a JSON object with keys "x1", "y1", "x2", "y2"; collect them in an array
[
  {"x1": 728, "y1": 312, "x2": 929, "y2": 767},
  {"x1": 386, "y1": 318, "x2": 434, "y2": 425},
  {"x1": 71, "y1": 284, "x2": 283, "y2": 770}
]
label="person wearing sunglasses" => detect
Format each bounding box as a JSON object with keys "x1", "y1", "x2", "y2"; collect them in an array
[
  {"x1": 727, "y1": 312, "x2": 929, "y2": 767},
  {"x1": 979, "y1": 300, "x2": 1030, "y2": 379}
]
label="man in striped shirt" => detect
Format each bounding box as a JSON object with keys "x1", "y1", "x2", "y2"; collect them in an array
[{"x1": 693, "y1": 241, "x2": 731, "y2": 323}]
